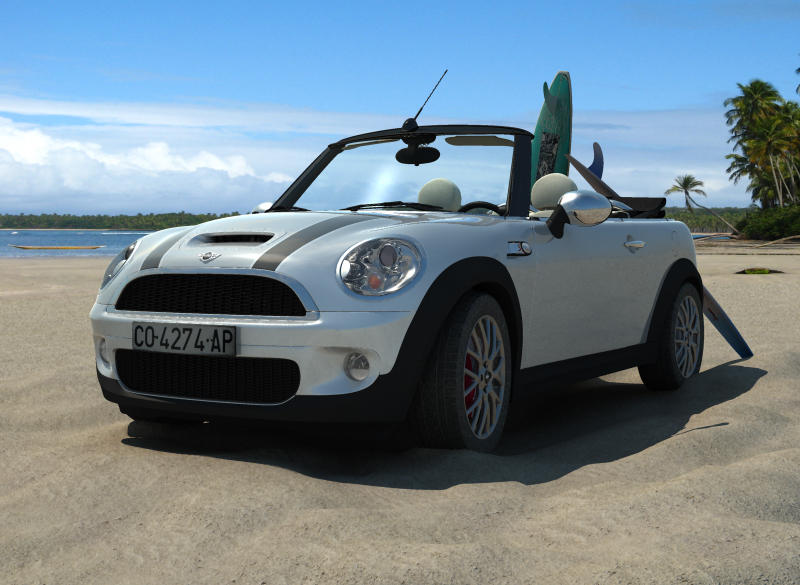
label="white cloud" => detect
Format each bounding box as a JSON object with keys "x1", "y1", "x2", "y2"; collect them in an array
[
  {"x1": 0, "y1": 117, "x2": 257, "y2": 176},
  {"x1": 0, "y1": 116, "x2": 292, "y2": 213},
  {"x1": 0, "y1": 96, "x2": 754, "y2": 214},
  {"x1": 0, "y1": 94, "x2": 403, "y2": 135}
]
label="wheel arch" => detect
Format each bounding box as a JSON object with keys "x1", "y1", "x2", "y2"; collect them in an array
[
  {"x1": 644, "y1": 257, "x2": 703, "y2": 348},
  {"x1": 382, "y1": 256, "x2": 523, "y2": 419}
]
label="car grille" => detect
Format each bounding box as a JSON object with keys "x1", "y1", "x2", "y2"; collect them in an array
[
  {"x1": 116, "y1": 349, "x2": 300, "y2": 404},
  {"x1": 115, "y1": 274, "x2": 307, "y2": 316}
]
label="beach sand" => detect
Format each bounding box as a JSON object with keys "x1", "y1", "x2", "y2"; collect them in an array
[{"x1": 1, "y1": 252, "x2": 799, "y2": 584}]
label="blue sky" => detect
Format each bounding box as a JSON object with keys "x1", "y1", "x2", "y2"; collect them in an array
[{"x1": 0, "y1": 0, "x2": 798, "y2": 213}]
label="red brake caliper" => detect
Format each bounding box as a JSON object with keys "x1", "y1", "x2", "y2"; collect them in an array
[{"x1": 464, "y1": 353, "x2": 477, "y2": 418}]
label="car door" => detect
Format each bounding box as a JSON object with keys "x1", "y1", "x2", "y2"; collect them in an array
[{"x1": 523, "y1": 218, "x2": 665, "y2": 367}]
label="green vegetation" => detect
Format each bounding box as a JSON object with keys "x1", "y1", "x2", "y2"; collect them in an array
[
  {"x1": 664, "y1": 207, "x2": 748, "y2": 233},
  {"x1": 735, "y1": 205, "x2": 800, "y2": 240},
  {"x1": 0, "y1": 212, "x2": 240, "y2": 230}
]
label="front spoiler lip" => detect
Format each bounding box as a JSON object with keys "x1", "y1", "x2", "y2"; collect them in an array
[{"x1": 97, "y1": 369, "x2": 411, "y2": 423}]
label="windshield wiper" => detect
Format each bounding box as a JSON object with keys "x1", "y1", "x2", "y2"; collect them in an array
[{"x1": 343, "y1": 201, "x2": 444, "y2": 211}]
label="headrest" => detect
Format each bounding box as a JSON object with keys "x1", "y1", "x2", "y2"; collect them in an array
[
  {"x1": 418, "y1": 178, "x2": 462, "y2": 211},
  {"x1": 531, "y1": 173, "x2": 578, "y2": 210}
]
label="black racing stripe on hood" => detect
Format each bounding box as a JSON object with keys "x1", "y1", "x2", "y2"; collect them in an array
[
  {"x1": 140, "y1": 230, "x2": 188, "y2": 270},
  {"x1": 253, "y1": 214, "x2": 380, "y2": 271}
]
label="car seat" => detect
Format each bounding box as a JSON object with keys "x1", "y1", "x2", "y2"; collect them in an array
[
  {"x1": 530, "y1": 173, "x2": 577, "y2": 218},
  {"x1": 418, "y1": 178, "x2": 462, "y2": 211}
]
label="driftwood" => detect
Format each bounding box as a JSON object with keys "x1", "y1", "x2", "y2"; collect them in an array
[{"x1": 753, "y1": 235, "x2": 800, "y2": 248}]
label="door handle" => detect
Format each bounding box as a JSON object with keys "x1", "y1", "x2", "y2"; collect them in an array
[{"x1": 624, "y1": 240, "x2": 646, "y2": 249}]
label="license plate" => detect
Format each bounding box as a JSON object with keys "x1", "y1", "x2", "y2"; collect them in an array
[{"x1": 132, "y1": 322, "x2": 237, "y2": 356}]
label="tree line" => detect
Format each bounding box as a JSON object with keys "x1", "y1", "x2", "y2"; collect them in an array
[
  {"x1": 0, "y1": 212, "x2": 240, "y2": 230},
  {"x1": 663, "y1": 207, "x2": 749, "y2": 233},
  {"x1": 1, "y1": 208, "x2": 750, "y2": 234}
]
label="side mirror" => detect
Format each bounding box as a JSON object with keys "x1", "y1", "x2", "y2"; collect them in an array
[{"x1": 546, "y1": 190, "x2": 612, "y2": 238}]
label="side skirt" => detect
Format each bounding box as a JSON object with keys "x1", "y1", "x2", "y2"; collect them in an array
[{"x1": 516, "y1": 342, "x2": 656, "y2": 390}]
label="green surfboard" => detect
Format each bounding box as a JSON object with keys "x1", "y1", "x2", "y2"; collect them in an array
[{"x1": 531, "y1": 71, "x2": 572, "y2": 185}]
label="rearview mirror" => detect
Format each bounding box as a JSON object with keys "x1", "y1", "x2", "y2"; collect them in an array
[
  {"x1": 395, "y1": 145, "x2": 440, "y2": 166},
  {"x1": 546, "y1": 190, "x2": 612, "y2": 238}
]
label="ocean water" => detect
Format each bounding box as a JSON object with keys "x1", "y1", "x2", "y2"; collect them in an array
[
  {"x1": 692, "y1": 234, "x2": 731, "y2": 240},
  {"x1": 0, "y1": 230, "x2": 150, "y2": 257}
]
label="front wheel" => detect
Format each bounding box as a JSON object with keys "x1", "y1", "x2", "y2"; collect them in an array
[
  {"x1": 639, "y1": 282, "x2": 704, "y2": 391},
  {"x1": 412, "y1": 292, "x2": 512, "y2": 451}
]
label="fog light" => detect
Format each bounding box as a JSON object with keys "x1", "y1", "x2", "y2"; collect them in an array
[
  {"x1": 344, "y1": 352, "x2": 369, "y2": 381},
  {"x1": 98, "y1": 338, "x2": 110, "y2": 365}
]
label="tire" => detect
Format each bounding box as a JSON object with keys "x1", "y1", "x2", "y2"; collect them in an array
[
  {"x1": 412, "y1": 292, "x2": 513, "y2": 451},
  {"x1": 639, "y1": 282, "x2": 704, "y2": 391}
]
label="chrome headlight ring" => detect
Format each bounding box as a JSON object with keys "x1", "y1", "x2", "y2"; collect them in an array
[
  {"x1": 100, "y1": 239, "x2": 141, "y2": 290},
  {"x1": 338, "y1": 238, "x2": 423, "y2": 296}
]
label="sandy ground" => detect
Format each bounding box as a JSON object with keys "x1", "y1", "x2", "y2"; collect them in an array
[{"x1": 1, "y1": 252, "x2": 799, "y2": 585}]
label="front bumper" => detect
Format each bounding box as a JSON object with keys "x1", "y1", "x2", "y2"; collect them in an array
[
  {"x1": 91, "y1": 303, "x2": 417, "y2": 422},
  {"x1": 97, "y1": 368, "x2": 412, "y2": 423}
]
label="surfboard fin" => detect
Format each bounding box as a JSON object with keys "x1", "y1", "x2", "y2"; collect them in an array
[
  {"x1": 588, "y1": 142, "x2": 604, "y2": 179},
  {"x1": 543, "y1": 81, "x2": 558, "y2": 115}
]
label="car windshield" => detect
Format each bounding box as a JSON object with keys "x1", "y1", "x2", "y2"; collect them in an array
[{"x1": 289, "y1": 135, "x2": 514, "y2": 212}]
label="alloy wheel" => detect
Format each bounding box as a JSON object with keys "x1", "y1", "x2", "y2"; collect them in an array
[
  {"x1": 675, "y1": 295, "x2": 701, "y2": 377},
  {"x1": 463, "y1": 315, "x2": 506, "y2": 439}
]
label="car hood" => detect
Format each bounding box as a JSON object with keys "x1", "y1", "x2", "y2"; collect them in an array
[
  {"x1": 98, "y1": 209, "x2": 513, "y2": 311},
  {"x1": 147, "y1": 210, "x2": 500, "y2": 271}
]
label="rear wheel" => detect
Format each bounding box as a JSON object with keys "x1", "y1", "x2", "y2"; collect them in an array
[
  {"x1": 412, "y1": 292, "x2": 512, "y2": 451},
  {"x1": 639, "y1": 282, "x2": 704, "y2": 391}
]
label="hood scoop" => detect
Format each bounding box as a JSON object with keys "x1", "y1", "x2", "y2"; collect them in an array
[{"x1": 191, "y1": 233, "x2": 273, "y2": 245}]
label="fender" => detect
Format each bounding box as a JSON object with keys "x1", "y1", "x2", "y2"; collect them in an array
[
  {"x1": 372, "y1": 256, "x2": 524, "y2": 418},
  {"x1": 644, "y1": 257, "x2": 703, "y2": 349}
]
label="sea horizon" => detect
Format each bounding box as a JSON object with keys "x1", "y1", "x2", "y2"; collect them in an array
[{"x1": 1, "y1": 229, "x2": 148, "y2": 257}]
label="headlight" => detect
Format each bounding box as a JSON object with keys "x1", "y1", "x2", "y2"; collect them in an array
[
  {"x1": 100, "y1": 240, "x2": 140, "y2": 289},
  {"x1": 338, "y1": 238, "x2": 422, "y2": 296}
]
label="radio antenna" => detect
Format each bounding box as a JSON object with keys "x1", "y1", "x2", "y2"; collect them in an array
[{"x1": 403, "y1": 69, "x2": 448, "y2": 131}]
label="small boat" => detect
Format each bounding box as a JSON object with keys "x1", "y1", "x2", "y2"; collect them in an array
[{"x1": 8, "y1": 244, "x2": 106, "y2": 250}]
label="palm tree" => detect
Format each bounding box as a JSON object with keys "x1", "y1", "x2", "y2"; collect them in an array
[
  {"x1": 723, "y1": 80, "x2": 794, "y2": 209},
  {"x1": 665, "y1": 174, "x2": 740, "y2": 234},
  {"x1": 746, "y1": 115, "x2": 796, "y2": 206},
  {"x1": 746, "y1": 173, "x2": 779, "y2": 209},
  {"x1": 724, "y1": 80, "x2": 782, "y2": 148}
]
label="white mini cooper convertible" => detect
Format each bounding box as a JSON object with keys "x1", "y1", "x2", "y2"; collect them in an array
[{"x1": 91, "y1": 122, "x2": 708, "y2": 451}]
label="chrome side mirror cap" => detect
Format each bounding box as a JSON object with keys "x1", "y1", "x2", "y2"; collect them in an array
[{"x1": 546, "y1": 190, "x2": 612, "y2": 238}]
